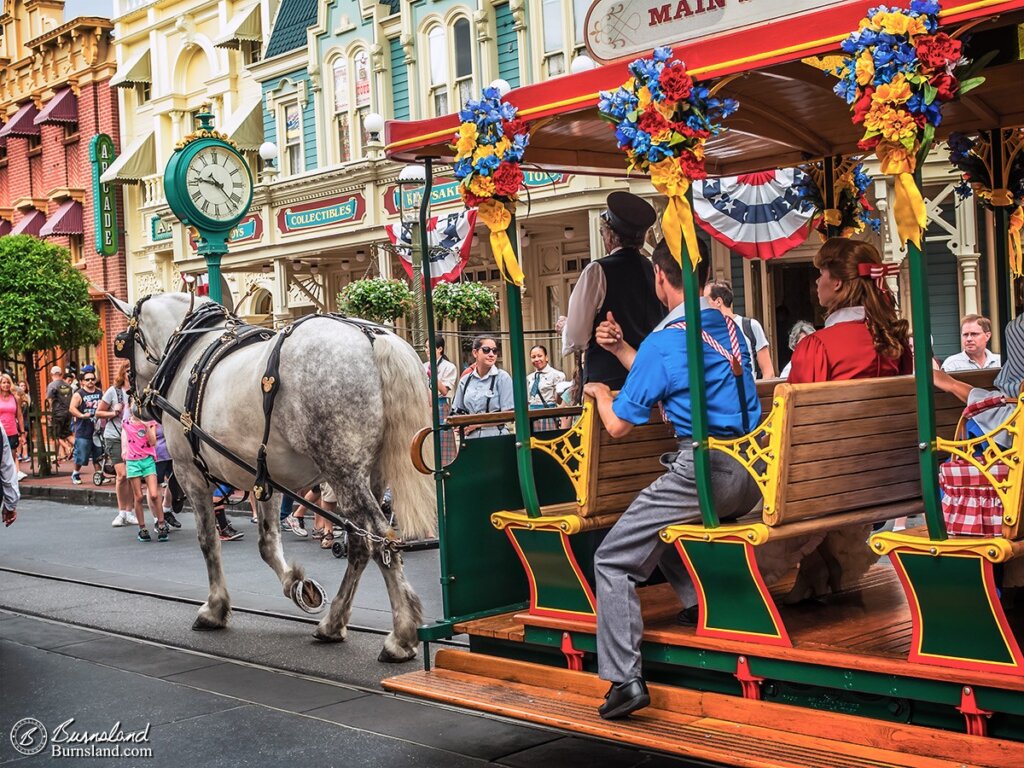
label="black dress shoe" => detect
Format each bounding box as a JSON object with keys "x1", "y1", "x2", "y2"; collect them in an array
[
  {"x1": 598, "y1": 678, "x2": 650, "y2": 720},
  {"x1": 677, "y1": 605, "x2": 700, "y2": 626}
]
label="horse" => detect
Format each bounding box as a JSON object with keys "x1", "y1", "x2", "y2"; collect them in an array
[{"x1": 111, "y1": 292, "x2": 436, "y2": 662}]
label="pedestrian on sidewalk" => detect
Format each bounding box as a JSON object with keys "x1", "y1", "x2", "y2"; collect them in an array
[
  {"x1": 15, "y1": 378, "x2": 31, "y2": 462},
  {"x1": 1, "y1": 422, "x2": 19, "y2": 527},
  {"x1": 45, "y1": 366, "x2": 74, "y2": 464},
  {"x1": 0, "y1": 374, "x2": 25, "y2": 460},
  {"x1": 122, "y1": 405, "x2": 168, "y2": 542},
  {"x1": 212, "y1": 484, "x2": 244, "y2": 540},
  {"x1": 68, "y1": 371, "x2": 103, "y2": 484},
  {"x1": 97, "y1": 362, "x2": 136, "y2": 527},
  {"x1": 153, "y1": 424, "x2": 183, "y2": 529}
]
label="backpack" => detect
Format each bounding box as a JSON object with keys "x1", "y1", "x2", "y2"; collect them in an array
[{"x1": 740, "y1": 317, "x2": 762, "y2": 379}]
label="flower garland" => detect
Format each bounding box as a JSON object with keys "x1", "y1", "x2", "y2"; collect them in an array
[
  {"x1": 452, "y1": 86, "x2": 530, "y2": 286},
  {"x1": 834, "y1": 1, "x2": 985, "y2": 249},
  {"x1": 599, "y1": 46, "x2": 737, "y2": 268},
  {"x1": 796, "y1": 161, "x2": 881, "y2": 239},
  {"x1": 948, "y1": 131, "x2": 1024, "y2": 275}
]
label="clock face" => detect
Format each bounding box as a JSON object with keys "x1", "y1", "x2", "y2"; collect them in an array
[{"x1": 184, "y1": 145, "x2": 253, "y2": 224}]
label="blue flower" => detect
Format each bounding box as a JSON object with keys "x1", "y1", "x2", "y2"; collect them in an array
[
  {"x1": 473, "y1": 153, "x2": 501, "y2": 175},
  {"x1": 652, "y1": 47, "x2": 672, "y2": 64},
  {"x1": 953, "y1": 179, "x2": 973, "y2": 200},
  {"x1": 454, "y1": 158, "x2": 473, "y2": 179}
]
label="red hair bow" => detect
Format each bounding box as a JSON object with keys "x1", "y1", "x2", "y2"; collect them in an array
[{"x1": 857, "y1": 261, "x2": 900, "y2": 292}]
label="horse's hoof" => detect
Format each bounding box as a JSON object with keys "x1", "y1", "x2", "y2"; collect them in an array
[
  {"x1": 312, "y1": 628, "x2": 344, "y2": 644},
  {"x1": 192, "y1": 616, "x2": 225, "y2": 632},
  {"x1": 377, "y1": 647, "x2": 416, "y2": 664},
  {"x1": 291, "y1": 579, "x2": 326, "y2": 614}
]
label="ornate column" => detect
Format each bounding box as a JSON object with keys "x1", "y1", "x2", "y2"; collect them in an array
[{"x1": 953, "y1": 193, "x2": 982, "y2": 316}]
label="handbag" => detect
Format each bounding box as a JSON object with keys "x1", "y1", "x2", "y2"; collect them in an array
[{"x1": 939, "y1": 395, "x2": 1011, "y2": 537}]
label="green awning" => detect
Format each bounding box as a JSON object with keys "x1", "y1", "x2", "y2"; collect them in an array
[
  {"x1": 100, "y1": 133, "x2": 156, "y2": 184},
  {"x1": 110, "y1": 48, "x2": 152, "y2": 88}
]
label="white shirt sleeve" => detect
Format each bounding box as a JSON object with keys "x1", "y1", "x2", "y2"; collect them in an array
[
  {"x1": 750, "y1": 318, "x2": 770, "y2": 351},
  {"x1": 0, "y1": 422, "x2": 19, "y2": 511},
  {"x1": 562, "y1": 262, "x2": 607, "y2": 356}
]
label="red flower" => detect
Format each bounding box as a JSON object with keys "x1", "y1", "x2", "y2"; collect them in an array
[
  {"x1": 852, "y1": 88, "x2": 874, "y2": 124},
  {"x1": 492, "y1": 162, "x2": 524, "y2": 198},
  {"x1": 638, "y1": 109, "x2": 671, "y2": 138},
  {"x1": 503, "y1": 118, "x2": 527, "y2": 139},
  {"x1": 672, "y1": 123, "x2": 710, "y2": 140},
  {"x1": 677, "y1": 151, "x2": 707, "y2": 180},
  {"x1": 917, "y1": 33, "x2": 962, "y2": 70},
  {"x1": 462, "y1": 189, "x2": 487, "y2": 208},
  {"x1": 659, "y1": 64, "x2": 693, "y2": 101},
  {"x1": 930, "y1": 72, "x2": 959, "y2": 102},
  {"x1": 857, "y1": 135, "x2": 882, "y2": 152}
]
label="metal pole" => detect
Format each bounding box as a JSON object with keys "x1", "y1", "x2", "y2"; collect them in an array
[
  {"x1": 906, "y1": 168, "x2": 946, "y2": 541},
  {"x1": 990, "y1": 130, "x2": 1015, "y2": 342},
  {"x1": 823, "y1": 155, "x2": 841, "y2": 239},
  {"x1": 416, "y1": 159, "x2": 453, "y2": 613},
  {"x1": 680, "y1": 188, "x2": 719, "y2": 529},
  {"x1": 505, "y1": 213, "x2": 542, "y2": 518},
  {"x1": 206, "y1": 251, "x2": 223, "y2": 305}
]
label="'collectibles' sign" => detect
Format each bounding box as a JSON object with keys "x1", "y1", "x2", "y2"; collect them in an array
[
  {"x1": 89, "y1": 134, "x2": 119, "y2": 255},
  {"x1": 584, "y1": 0, "x2": 843, "y2": 63},
  {"x1": 383, "y1": 172, "x2": 572, "y2": 216},
  {"x1": 188, "y1": 214, "x2": 264, "y2": 249},
  {"x1": 277, "y1": 194, "x2": 366, "y2": 234}
]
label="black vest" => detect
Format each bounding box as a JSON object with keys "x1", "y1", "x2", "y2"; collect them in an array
[{"x1": 584, "y1": 248, "x2": 666, "y2": 389}]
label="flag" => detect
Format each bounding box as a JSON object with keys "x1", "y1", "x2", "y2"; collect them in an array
[
  {"x1": 181, "y1": 273, "x2": 210, "y2": 295},
  {"x1": 386, "y1": 209, "x2": 478, "y2": 286},
  {"x1": 693, "y1": 169, "x2": 815, "y2": 260}
]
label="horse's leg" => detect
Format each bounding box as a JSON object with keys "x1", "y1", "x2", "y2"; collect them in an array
[
  {"x1": 313, "y1": 530, "x2": 371, "y2": 644},
  {"x1": 255, "y1": 493, "x2": 325, "y2": 614},
  {"x1": 176, "y1": 468, "x2": 229, "y2": 630}
]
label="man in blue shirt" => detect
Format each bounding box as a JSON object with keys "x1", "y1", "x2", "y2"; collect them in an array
[{"x1": 583, "y1": 240, "x2": 762, "y2": 720}]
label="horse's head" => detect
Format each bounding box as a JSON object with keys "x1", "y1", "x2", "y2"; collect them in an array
[{"x1": 111, "y1": 292, "x2": 210, "y2": 412}]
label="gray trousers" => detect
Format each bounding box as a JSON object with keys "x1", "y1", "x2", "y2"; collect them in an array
[{"x1": 595, "y1": 443, "x2": 761, "y2": 682}]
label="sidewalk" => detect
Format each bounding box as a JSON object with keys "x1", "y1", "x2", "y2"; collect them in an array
[{"x1": 17, "y1": 464, "x2": 118, "y2": 507}]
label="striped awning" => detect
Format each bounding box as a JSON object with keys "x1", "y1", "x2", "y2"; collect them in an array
[
  {"x1": 100, "y1": 133, "x2": 155, "y2": 184},
  {"x1": 34, "y1": 88, "x2": 78, "y2": 126},
  {"x1": 39, "y1": 200, "x2": 84, "y2": 237},
  {"x1": 110, "y1": 48, "x2": 152, "y2": 88},
  {"x1": 222, "y1": 98, "x2": 263, "y2": 150},
  {"x1": 0, "y1": 103, "x2": 41, "y2": 139},
  {"x1": 0, "y1": 219, "x2": 11, "y2": 236},
  {"x1": 10, "y1": 210, "x2": 45, "y2": 236},
  {"x1": 214, "y1": 3, "x2": 261, "y2": 49}
]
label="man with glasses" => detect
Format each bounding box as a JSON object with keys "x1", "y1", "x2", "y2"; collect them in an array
[
  {"x1": 68, "y1": 368, "x2": 103, "y2": 484},
  {"x1": 941, "y1": 314, "x2": 1001, "y2": 372},
  {"x1": 561, "y1": 192, "x2": 666, "y2": 389}
]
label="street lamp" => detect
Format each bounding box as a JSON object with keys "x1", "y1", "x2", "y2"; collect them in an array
[
  {"x1": 259, "y1": 141, "x2": 279, "y2": 183},
  {"x1": 364, "y1": 112, "x2": 385, "y2": 158},
  {"x1": 489, "y1": 78, "x2": 512, "y2": 97},
  {"x1": 570, "y1": 54, "x2": 597, "y2": 74}
]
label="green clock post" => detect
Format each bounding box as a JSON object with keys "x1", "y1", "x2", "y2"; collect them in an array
[{"x1": 163, "y1": 111, "x2": 254, "y2": 305}]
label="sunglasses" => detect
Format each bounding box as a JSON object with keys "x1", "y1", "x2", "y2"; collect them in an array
[
  {"x1": 83, "y1": 377, "x2": 96, "y2": 382},
  {"x1": 478, "y1": 346, "x2": 499, "y2": 355}
]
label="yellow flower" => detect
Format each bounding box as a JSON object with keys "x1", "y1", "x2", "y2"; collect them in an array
[
  {"x1": 874, "y1": 11, "x2": 925, "y2": 37},
  {"x1": 454, "y1": 123, "x2": 478, "y2": 160},
  {"x1": 855, "y1": 52, "x2": 874, "y2": 86},
  {"x1": 637, "y1": 86, "x2": 652, "y2": 110},
  {"x1": 495, "y1": 137, "x2": 511, "y2": 158},
  {"x1": 469, "y1": 174, "x2": 496, "y2": 197},
  {"x1": 472, "y1": 144, "x2": 496, "y2": 163},
  {"x1": 872, "y1": 74, "x2": 911, "y2": 105}
]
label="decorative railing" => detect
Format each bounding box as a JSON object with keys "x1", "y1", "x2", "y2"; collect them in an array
[{"x1": 142, "y1": 174, "x2": 165, "y2": 208}]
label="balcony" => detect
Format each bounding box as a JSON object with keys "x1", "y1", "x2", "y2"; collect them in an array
[{"x1": 141, "y1": 174, "x2": 165, "y2": 208}]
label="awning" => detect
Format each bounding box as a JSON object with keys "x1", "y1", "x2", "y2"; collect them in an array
[
  {"x1": 34, "y1": 88, "x2": 78, "y2": 126},
  {"x1": 100, "y1": 133, "x2": 155, "y2": 184},
  {"x1": 214, "y1": 3, "x2": 261, "y2": 49},
  {"x1": 39, "y1": 200, "x2": 84, "y2": 237},
  {"x1": 10, "y1": 210, "x2": 45, "y2": 236},
  {"x1": 110, "y1": 48, "x2": 152, "y2": 88},
  {"x1": 222, "y1": 98, "x2": 263, "y2": 150},
  {"x1": 0, "y1": 219, "x2": 11, "y2": 236},
  {"x1": 0, "y1": 103, "x2": 41, "y2": 139}
]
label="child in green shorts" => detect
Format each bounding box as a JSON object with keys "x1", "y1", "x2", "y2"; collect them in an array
[{"x1": 123, "y1": 406, "x2": 168, "y2": 542}]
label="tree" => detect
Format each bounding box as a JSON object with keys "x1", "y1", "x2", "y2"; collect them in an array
[{"x1": 0, "y1": 235, "x2": 103, "y2": 475}]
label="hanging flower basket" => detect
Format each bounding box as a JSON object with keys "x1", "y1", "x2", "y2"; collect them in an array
[
  {"x1": 598, "y1": 46, "x2": 737, "y2": 268},
  {"x1": 796, "y1": 160, "x2": 881, "y2": 239},
  {"x1": 337, "y1": 277, "x2": 414, "y2": 324},
  {"x1": 431, "y1": 281, "x2": 499, "y2": 326}
]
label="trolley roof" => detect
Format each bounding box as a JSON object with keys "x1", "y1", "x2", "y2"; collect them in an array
[{"x1": 385, "y1": 0, "x2": 1024, "y2": 176}]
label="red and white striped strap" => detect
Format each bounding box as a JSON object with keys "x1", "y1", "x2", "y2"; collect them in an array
[{"x1": 667, "y1": 316, "x2": 744, "y2": 375}]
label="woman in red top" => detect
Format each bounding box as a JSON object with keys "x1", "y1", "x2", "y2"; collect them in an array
[{"x1": 789, "y1": 239, "x2": 912, "y2": 383}]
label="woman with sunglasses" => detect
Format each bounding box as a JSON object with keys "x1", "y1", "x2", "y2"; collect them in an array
[
  {"x1": 451, "y1": 335, "x2": 514, "y2": 439},
  {"x1": 0, "y1": 374, "x2": 24, "y2": 458}
]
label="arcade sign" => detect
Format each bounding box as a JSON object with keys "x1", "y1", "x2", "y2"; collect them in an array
[
  {"x1": 584, "y1": 0, "x2": 844, "y2": 63},
  {"x1": 89, "y1": 134, "x2": 119, "y2": 256}
]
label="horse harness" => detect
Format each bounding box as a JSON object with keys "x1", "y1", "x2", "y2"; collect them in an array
[{"x1": 114, "y1": 298, "x2": 401, "y2": 558}]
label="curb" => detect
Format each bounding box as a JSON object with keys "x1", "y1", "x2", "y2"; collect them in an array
[{"x1": 20, "y1": 484, "x2": 119, "y2": 508}]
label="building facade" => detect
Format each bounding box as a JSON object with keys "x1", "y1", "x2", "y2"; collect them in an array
[{"x1": 0, "y1": 0, "x2": 127, "y2": 384}]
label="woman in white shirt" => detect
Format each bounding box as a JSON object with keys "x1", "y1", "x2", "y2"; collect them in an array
[
  {"x1": 425, "y1": 337, "x2": 459, "y2": 465},
  {"x1": 526, "y1": 345, "x2": 566, "y2": 432}
]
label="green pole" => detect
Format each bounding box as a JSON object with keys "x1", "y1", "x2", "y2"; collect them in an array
[
  {"x1": 415, "y1": 158, "x2": 454, "y2": 614},
  {"x1": 823, "y1": 155, "x2": 841, "y2": 239},
  {"x1": 679, "y1": 188, "x2": 719, "y2": 529},
  {"x1": 990, "y1": 130, "x2": 1015, "y2": 343},
  {"x1": 505, "y1": 213, "x2": 542, "y2": 518},
  {"x1": 205, "y1": 251, "x2": 223, "y2": 305},
  {"x1": 906, "y1": 172, "x2": 946, "y2": 541}
]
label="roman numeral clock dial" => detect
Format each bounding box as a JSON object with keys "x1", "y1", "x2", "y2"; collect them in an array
[{"x1": 181, "y1": 145, "x2": 253, "y2": 225}]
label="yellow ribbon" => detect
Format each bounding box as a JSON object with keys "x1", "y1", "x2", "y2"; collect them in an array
[
  {"x1": 477, "y1": 199, "x2": 524, "y2": 286},
  {"x1": 823, "y1": 208, "x2": 842, "y2": 226},
  {"x1": 650, "y1": 158, "x2": 701, "y2": 270},
  {"x1": 876, "y1": 142, "x2": 927, "y2": 249},
  {"x1": 1010, "y1": 205, "x2": 1024, "y2": 278}
]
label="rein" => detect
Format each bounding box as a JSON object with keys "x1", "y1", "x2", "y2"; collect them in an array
[{"x1": 115, "y1": 298, "x2": 402, "y2": 557}]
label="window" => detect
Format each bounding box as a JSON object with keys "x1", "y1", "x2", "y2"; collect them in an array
[
  {"x1": 63, "y1": 123, "x2": 78, "y2": 140},
  {"x1": 330, "y1": 48, "x2": 373, "y2": 164},
  {"x1": 282, "y1": 102, "x2": 302, "y2": 176},
  {"x1": 540, "y1": 0, "x2": 590, "y2": 77},
  {"x1": 425, "y1": 17, "x2": 476, "y2": 117},
  {"x1": 135, "y1": 82, "x2": 151, "y2": 104},
  {"x1": 69, "y1": 235, "x2": 84, "y2": 265},
  {"x1": 242, "y1": 40, "x2": 261, "y2": 66}
]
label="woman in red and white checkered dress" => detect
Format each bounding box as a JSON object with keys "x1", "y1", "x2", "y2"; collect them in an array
[{"x1": 425, "y1": 337, "x2": 459, "y2": 467}]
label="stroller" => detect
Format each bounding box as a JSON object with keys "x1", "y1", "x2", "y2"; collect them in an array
[{"x1": 92, "y1": 433, "x2": 116, "y2": 486}]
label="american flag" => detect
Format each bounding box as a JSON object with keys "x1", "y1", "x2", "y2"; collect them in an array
[{"x1": 386, "y1": 209, "x2": 478, "y2": 287}]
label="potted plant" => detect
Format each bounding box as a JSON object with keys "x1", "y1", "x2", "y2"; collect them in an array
[
  {"x1": 337, "y1": 277, "x2": 414, "y2": 324},
  {"x1": 431, "y1": 281, "x2": 499, "y2": 326}
]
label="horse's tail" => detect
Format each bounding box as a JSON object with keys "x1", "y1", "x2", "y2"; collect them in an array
[{"x1": 373, "y1": 334, "x2": 438, "y2": 540}]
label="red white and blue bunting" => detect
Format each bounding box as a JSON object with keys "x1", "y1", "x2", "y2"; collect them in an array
[
  {"x1": 386, "y1": 208, "x2": 478, "y2": 286},
  {"x1": 693, "y1": 169, "x2": 815, "y2": 260}
]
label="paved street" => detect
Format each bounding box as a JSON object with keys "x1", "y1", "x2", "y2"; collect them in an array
[{"x1": 0, "y1": 499, "x2": 711, "y2": 768}]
